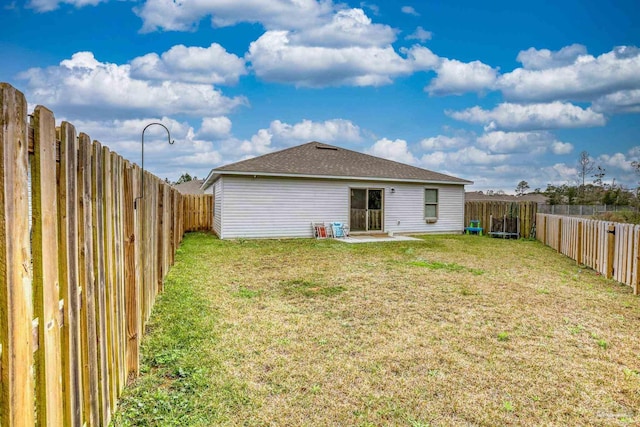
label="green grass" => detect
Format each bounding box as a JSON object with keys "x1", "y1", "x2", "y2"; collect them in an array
[{"x1": 112, "y1": 233, "x2": 640, "y2": 426}]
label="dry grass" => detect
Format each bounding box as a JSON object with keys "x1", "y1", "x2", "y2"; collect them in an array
[{"x1": 114, "y1": 233, "x2": 640, "y2": 426}]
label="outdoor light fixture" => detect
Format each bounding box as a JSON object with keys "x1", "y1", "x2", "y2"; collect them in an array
[
  {"x1": 135, "y1": 122, "x2": 174, "y2": 209},
  {"x1": 391, "y1": 188, "x2": 396, "y2": 194}
]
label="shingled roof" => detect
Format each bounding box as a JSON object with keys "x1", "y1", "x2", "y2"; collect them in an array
[
  {"x1": 202, "y1": 141, "x2": 472, "y2": 188},
  {"x1": 173, "y1": 179, "x2": 205, "y2": 195}
]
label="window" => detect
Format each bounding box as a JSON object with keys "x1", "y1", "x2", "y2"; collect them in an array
[{"x1": 424, "y1": 188, "x2": 438, "y2": 220}]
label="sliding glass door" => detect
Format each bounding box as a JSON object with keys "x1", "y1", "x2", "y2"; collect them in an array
[{"x1": 350, "y1": 188, "x2": 383, "y2": 232}]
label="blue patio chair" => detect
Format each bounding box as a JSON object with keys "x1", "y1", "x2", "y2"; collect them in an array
[{"x1": 332, "y1": 222, "x2": 345, "y2": 238}]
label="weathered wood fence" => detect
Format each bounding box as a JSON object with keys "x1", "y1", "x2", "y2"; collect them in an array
[
  {"x1": 464, "y1": 201, "x2": 538, "y2": 239},
  {"x1": 536, "y1": 213, "x2": 639, "y2": 295},
  {"x1": 183, "y1": 194, "x2": 213, "y2": 231},
  {"x1": 0, "y1": 83, "x2": 212, "y2": 426}
]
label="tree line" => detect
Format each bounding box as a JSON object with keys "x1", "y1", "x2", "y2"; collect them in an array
[{"x1": 514, "y1": 151, "x2": 640, "y2": 206}]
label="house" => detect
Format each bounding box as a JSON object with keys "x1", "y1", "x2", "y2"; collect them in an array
[
  {"x1": 201, "y1": 141, "x2": 472, "y2": 239},
  {"x1": 173, "y1": 178, "x2": 205, "y2": 195}
]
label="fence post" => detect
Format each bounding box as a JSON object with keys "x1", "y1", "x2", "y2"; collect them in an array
[
  {"x1": 634, "y1": 225, "x2": 639, "y2": 296},
  {"x1": 0, "y1": 83, "x2": 35, "y2": 427},
  {"x1": 557, "y1": 216, "x2": 563, "y2": 252},
  {"x1": 607, "y1": 224, "x2": 615, "y2": 279},
  {"x1": 576, "y1": 221, "x2": 583, "y2": 265}
]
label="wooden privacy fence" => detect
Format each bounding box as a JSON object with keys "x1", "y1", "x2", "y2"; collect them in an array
[
  {"x1": 536, "y1": 213, "x2": 639, "y2": 295},
  {"x1": 464, "y1": 201, "x2": 538, "y2": 239},
  {"x1": 183, "y1": 194, "x2": 213, "y2": 231},
  {"x1": 0, "y1": 83, "x2": 211, "y2": 426}
]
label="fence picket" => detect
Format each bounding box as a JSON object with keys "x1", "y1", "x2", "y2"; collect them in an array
[
  {"x1": 78, "y1": 132, "x2": 100, "y2": 427},
  {"x1": 0, "y1": 83, "x2": 34, "y2": 427},
  {"x1": 57, "y1": 121, "x2": 83, "y2": 426},
  {"x1": 31, "y1": 105, "x2": 64, "y2": 426}
]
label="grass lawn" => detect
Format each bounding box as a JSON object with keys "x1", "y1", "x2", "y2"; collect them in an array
[{"x1": 112, "y1": 233, "x2": 640, "y2": 426}]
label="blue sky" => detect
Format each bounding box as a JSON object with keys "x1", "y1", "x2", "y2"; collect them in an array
[{"x1": 1, "y1": 0, "x2": 639, "y2": 192}]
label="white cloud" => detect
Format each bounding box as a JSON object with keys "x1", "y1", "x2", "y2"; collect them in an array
[
  {"x1": 176, "y1": 150, "x2": 223, "y2": 167},
  {"x1": 238, "y1": 129, "x2": 274, "y2": 156},
  {"x1": 18, "y1": 52, "x2": 247, "y2": 118},
  {"x1": 269, "y1": 119, "x2": 362, "y2": 144},
  {"x1": 401, "y1": 6, "x2": 419, "y2": 16},
  {"x1": 360, "y1": 2, "x2": 379, "y2": 15},
  {"x1": 134, "y1": 4, "x2": 418, "y2": 88},
  {"x1": 135, "y1": 0, "x2": 334, "y2": 33},
  {"x1": 247, "y1": 30, "x2": 413, "y2": 87},
  {"x1": 597, "y1": 152, "x2": 635, "y2": 172},
  {"x1": 592, "y1": 89, "x2": 640, "y2": 113},
  {"x1": 498, "y1": 46, "x2": 640, "y2": 102},
  {"x1": 542, "y1": 163, "x2": 579, "y2": 185},
  {"x1": 551, "y1": 141, "x2": 574, "y2": 155},
  {"x1": 27, "y1": 0, "x2": 106, "y2": 12},
  {"x1": 198, "y1": 117, "x2": 232, "y2": 139},
  {"x1": 289, "y1": 8, "x2": 397, "y2": 48},
  {"x1": 225, "y1": 118, "x2": 362, "y2": 157},
  {"x1": 368, "y1": 138, "x2": 417, "y2": 164},
  {"x1": 516, "y1": 44, "x2": 588, "y2": 70},
  {"x1": 448, "y1": 102, "x2": 606, "y2": 131},
  {"x1": 476, "y1": 131, "x2": 571, "y2": 155},
  {"x1": 406, "y1": 26, "x2": 432, "y2": 42},
  {"x1": 402, "y1": 45, "x2": 440, "y2": 70},
  {"x1": 629, "y1": 146, "x2": 640, "y2": 158},
  {"x1": 426, "y1": 58, "x2": 498, "y2": 95},
  {"x1": 420, "y1": 146, "x2": 509, "y2": 168},
  {"x1": 130, "y1": 43, "x2": 247, "y2": 85},
  {"x1": 420, "y1": 134, "x2": 469, "y2": 151}
]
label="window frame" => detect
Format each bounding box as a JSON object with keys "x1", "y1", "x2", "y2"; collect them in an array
[{"x1": 424, "y1": 188, "x2": 438, "y2": 222}]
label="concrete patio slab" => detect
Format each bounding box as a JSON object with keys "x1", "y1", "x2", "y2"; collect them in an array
[{"x1": 336, "y1": 235, "x2": 422, "y2": 244}]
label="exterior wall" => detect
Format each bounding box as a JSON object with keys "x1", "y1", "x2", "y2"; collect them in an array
[
  {"x1": 383, "y1": 183, "x2": 464, "y2": 234},
  {"x1": 218, "y1": 175, "x2": 465, "y2": 239},
  {"x1": 213, "y1": 178, "x2": 222, "y2": 237}
]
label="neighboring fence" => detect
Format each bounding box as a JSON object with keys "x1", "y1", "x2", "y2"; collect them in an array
[
  {"x1": 183, "y1": 194, "x2": 213, "y2": 231},
  {"x1": 464, "y1": 201, "x2": 538, "y2": 239},
  {"x1": 538, "y1": 204, "x2": 637, "y2": 216},
  {"x1": 536, "y1": 213, "x2": 639, "y2": 295},
  {"x1": 0, "y1": 83, "x2": 210, "y2": 426}
]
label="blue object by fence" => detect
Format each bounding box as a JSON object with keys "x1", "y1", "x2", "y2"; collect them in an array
[{"x1": 465, "y1": 220, "x2": 483, "y2": 235}]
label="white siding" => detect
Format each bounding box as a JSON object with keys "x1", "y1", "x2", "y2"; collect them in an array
[
  {"x1": 213, "y1": 179, "x2": 222, "y2": 237},
  {"x1": 218, "y1": 175, "x2": 465, "y2": 239},
  {"x1": 383, "y1": 184, "x2": 465, "y2": 234}
]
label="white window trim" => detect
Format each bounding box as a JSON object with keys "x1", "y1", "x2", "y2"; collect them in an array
[{"x1": 424, "y1": 188, "x2": 438, "y2": 223}]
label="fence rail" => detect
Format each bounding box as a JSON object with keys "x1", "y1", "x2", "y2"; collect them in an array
[
  {"x1": 464, "y1": 201, "x2": 538, "y2": 239},
  {"x1": 536, "y1": 213, "x2": 639, "y2": 295},
  {"x1": 0, "y1": 83, "x2": 211, "y2": 426}
]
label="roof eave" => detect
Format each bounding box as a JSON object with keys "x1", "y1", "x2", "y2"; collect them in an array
[
  {"x1": 201, "y1": 169, "x2": 221, "y2": 191},
  {"x1": 211, "y1": 170, "x2": 473, "y2": 185}
]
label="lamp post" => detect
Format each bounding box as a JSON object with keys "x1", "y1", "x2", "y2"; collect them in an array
[{"x1": 135, "y1": 122, "x2": 174, "y2": 209}]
